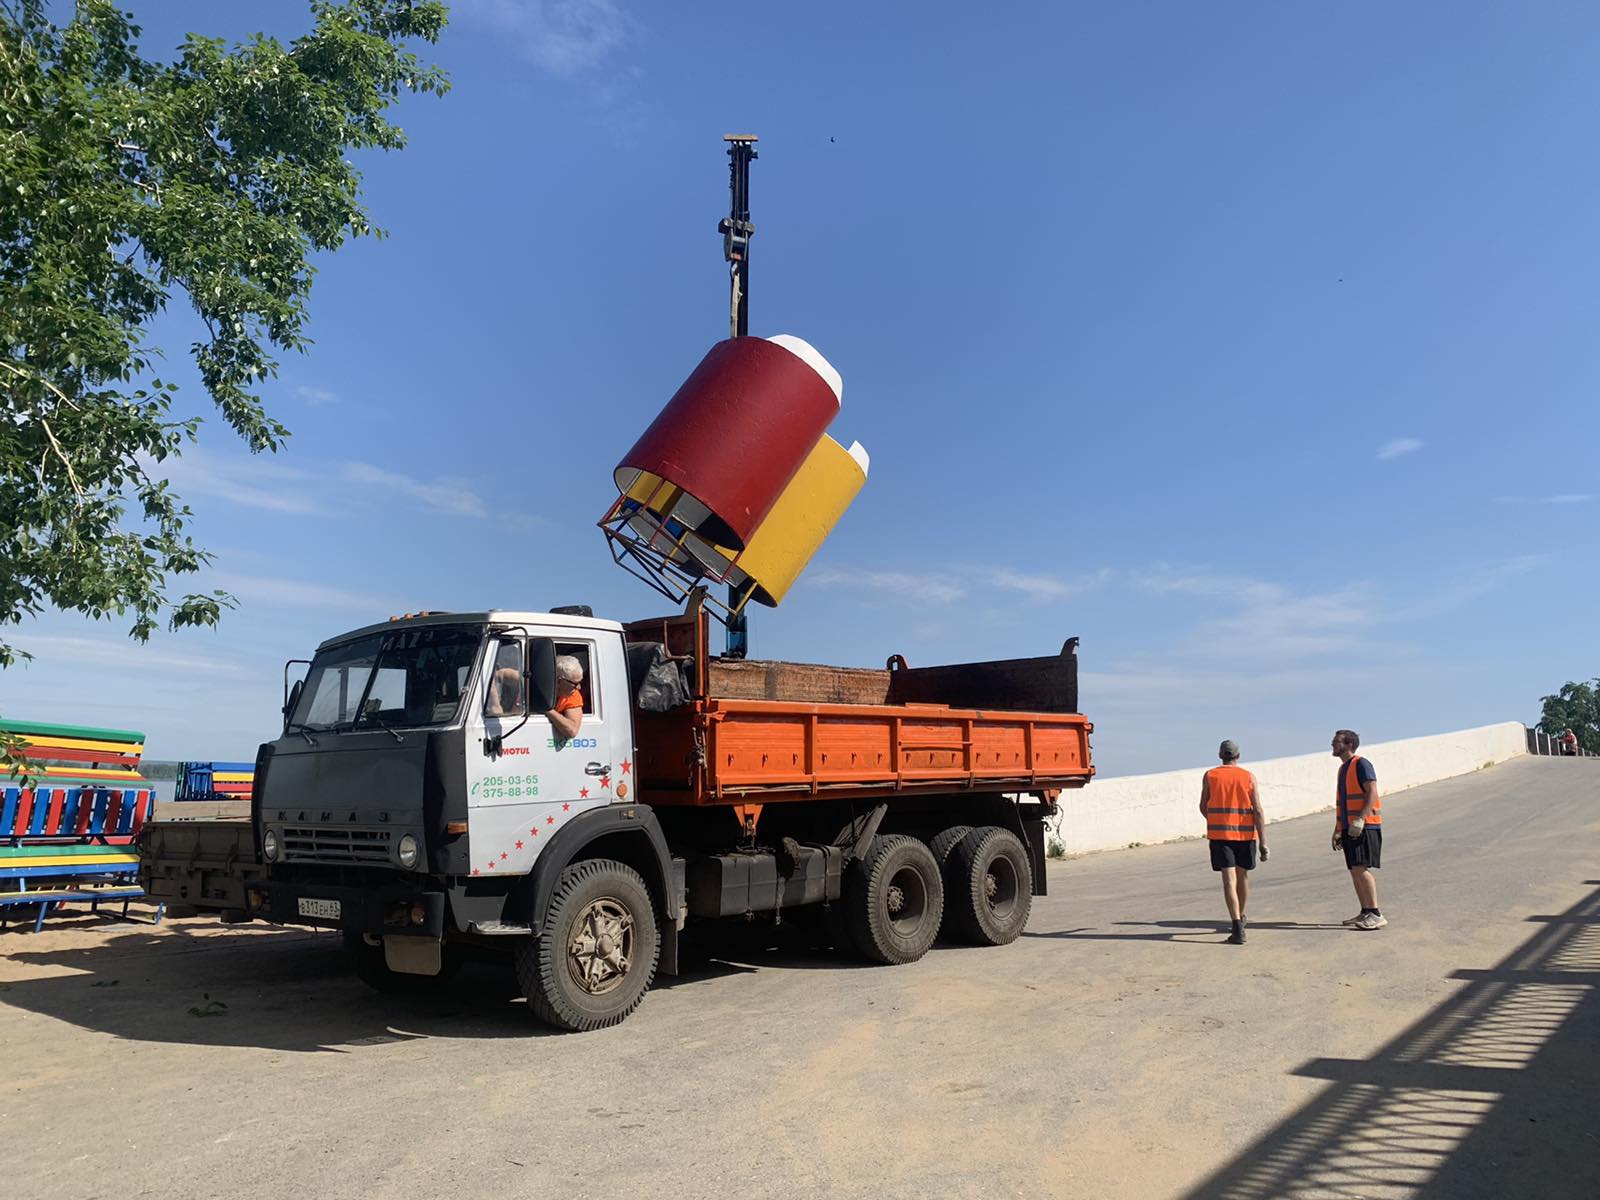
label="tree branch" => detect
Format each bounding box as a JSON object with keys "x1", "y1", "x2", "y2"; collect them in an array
[
  {"x1": 38, "y1": 416, "x2": 84, "y2": 498},
  {"x1": 0, "y1": 359, "x2": 82, "y2": 411}
]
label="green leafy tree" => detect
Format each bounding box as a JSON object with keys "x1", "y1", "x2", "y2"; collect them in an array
[
  {"x1": 0, "y1": 0, "x2": 448, "y2": 766},
  {"x1": 1537, "y1": 680, "x2": 1600, "y2": 754}
]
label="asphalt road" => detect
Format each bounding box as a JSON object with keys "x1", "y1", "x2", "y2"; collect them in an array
[{"x1": 2, "y1": 756, "x2": 1596, "y2": 1200}]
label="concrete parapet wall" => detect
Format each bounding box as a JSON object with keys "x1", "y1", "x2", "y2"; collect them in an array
[{"x1": 1052, "y1": 721, "x2": 1528, "y2": 855}]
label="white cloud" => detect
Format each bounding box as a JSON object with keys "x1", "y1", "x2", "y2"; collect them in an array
[
  {"x1": 12, "y1": 633, "x2": 246, "y2": 676},
  {"x1": 1137, "y1": 569, "x2": 1372, "y2": 660},
  {"x1": 153, "y1": 448, "x2": 321, "y2": 515},
  {"x1": 808, "y1": 567, "x2": 967, "y2": 605},
  {"x1": 989, "y1": 566, "x2": 1111, "y2": 601},
  {"x1": 342, "y1": 462, "x2": 487, "y2": 519},
  {"x1": 467, "y1": 0, "x2": 631, "y2": 75},
  {"x1": 1376, "y1": 437, "x2": 1424, "y2": 460},
  {"x1": 296, "y1": 385, "x2": 339, "y2": 406},
  {"x1": 213, "y1": 573, "x2": 398, "y2": 615},
  {"x1": 1389, "y1": 555, "x2": 1543, "y2": 620},
  {"x1": 809, "y1": 564, "x2": 1109, "y2": 607},
  {"x1": 1499, "y1": 493, "x2": 1591, "y2": 505}
]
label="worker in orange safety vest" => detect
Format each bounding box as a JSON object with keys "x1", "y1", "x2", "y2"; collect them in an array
[
  {"x1": 1331, "y1": 729, "x2": 1385, "y2": 930},
  {"x1": 1199, "y1": 739, "x2": 1268, "y2": 945}
]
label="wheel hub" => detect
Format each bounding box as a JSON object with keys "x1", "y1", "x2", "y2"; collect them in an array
[
  {"x1": 568, "y1": 897, "x2": 634, "y2": 996},
  {"x1": 887, "y1": 884, "x2": 906, "y2": 914}
]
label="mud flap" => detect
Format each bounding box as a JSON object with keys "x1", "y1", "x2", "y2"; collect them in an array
[{"x1": 384, "y1": 935, "x2": 443, "y2": 976}]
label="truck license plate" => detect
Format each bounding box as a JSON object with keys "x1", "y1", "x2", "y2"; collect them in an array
[{"x1": 297, "y1": 897, "x2": 341, "y2": 920}]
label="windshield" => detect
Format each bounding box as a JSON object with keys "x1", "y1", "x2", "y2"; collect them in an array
[{"x1": 290, "y1": 625, "x2": 483, "y2": 732}]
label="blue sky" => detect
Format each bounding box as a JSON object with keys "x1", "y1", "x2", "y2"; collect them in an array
[{"x1": 11, "y1": 2, "x2": 1598, "y2": 774}]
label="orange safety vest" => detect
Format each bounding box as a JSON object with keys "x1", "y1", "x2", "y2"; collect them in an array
[
  {"x1": 1338, "y1": 755, "x2": 1380, "y2": 829},
  {"x1": 1204, "y1": 764, "x2": 1256, "y2": 840}
]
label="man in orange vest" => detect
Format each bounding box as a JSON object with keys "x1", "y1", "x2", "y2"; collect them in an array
[
  {"x1": 1199, "y1": 739, "x2": 1268, "y2": 945},
  {"x1": 1331, "y1": 729, "x2": 1384, "y2": 930}
]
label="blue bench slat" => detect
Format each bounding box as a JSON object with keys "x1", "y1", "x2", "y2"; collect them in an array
[{"x1": 27, "y1": 789, "x2": 47, "y2": 836}]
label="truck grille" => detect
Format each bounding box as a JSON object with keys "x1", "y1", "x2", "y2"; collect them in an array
[{"x1": 282, "y1": 826, "x2": 393, "y2": 864}]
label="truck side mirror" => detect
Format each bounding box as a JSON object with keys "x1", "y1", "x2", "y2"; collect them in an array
[
  {"x1": 526, "y1": 638, "x2": 557, "y2": 714},
  {"x1": 282, "y1": 678, "x2": 304, "y2": 729}
]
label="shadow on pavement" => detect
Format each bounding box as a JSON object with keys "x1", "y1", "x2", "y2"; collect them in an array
[
  {"x1": 1022, "y1": 923, "x2": 1343, "y2": 944},
  {"x1": 1182, "y1": 881, "x2": 1600, "y2": 1199},
  {"x1": 0, "y1": 915, "x2": 882, "y2": 1047},
  {"x1": 0, "y1": 923, "x2": 555, "y2": 1051}
]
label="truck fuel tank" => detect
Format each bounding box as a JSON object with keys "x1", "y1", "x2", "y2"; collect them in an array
[{"x1": 684, "y1": 844, "x2": 843, "y2": 918}]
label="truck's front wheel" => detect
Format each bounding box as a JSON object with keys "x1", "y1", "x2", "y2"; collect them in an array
[{"x1": 517, "y1": 858, "x2": 660, "y2": 1032}]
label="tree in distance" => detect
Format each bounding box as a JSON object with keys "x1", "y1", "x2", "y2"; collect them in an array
[
  {"x1": 0, "y1": 0, "x2": 449, "y2": 764},
  {"x1": 1537, "y1": 679, "x2": 1599, "y2": 754}
]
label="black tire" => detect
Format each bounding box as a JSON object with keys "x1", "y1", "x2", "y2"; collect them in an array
[
  {"x1": 927, "y1": 824, "x2": 973, "y2": 872},
  {"x1": 515, "y1": 858, "x2": 660, "y2": 1032},
  {"x1": 343, "y1": 931, "x2": 461, "y2": 994},
  {"x1": 847, "y1": 835, "x2": 944, "y2": 965},
  {"x1": 946, "y1": 826, "x2": 1033, "y2": 946}
]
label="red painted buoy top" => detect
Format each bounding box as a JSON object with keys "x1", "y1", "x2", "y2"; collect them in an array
[{"x1": 613, "y1": 335, "x2": 842, "y2": 551}]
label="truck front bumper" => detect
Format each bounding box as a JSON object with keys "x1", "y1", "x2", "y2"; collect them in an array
[{"x1": 246, "y1": 879, "x2": 447, "y2": 939}]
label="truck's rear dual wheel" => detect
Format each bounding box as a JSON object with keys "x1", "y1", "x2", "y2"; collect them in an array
[
  {"x1": 343, "y1": 932, "x2": 461, "y2": 994},
  {"x1": 516, "y1": 858, "x2": 660, "y2": 1032},
  {"x1": 848, "y1": 835, "x2": 944, "y2": 965},
  {"x1": 927, "y1": 824, "x2": 972, "y2": 872},
  {"x1": 945, "y1": 827, "x2": 1032, "y2": 946}
]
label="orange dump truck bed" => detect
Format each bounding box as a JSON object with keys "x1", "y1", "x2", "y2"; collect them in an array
[{"x1": 625, "y1": 610, "x2": 1094, "y2": 806}]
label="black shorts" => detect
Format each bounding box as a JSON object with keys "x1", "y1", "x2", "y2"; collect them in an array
[
  {"x1": 1342, "y1": 827, "x2": 1382, "y2": 869},
  {"x1": 1210, "y1": 839, "x2": 1257, "y2": 871}
]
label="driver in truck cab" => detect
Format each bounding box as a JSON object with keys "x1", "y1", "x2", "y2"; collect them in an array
[
  {"x1": 485, "y1": 667, "x2": 522, "y2": 716},
  {"x1": 548, "y1": 654, "x2": 585, "y2": 739}
]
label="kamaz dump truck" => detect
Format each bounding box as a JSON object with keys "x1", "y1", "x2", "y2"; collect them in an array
[{"x1": 140, "y1": 603, "x2": 1093, "y2": 1030}]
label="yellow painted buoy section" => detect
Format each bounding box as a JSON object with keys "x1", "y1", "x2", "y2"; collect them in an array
[{"x1": 722, "y1": 436, "x2": 868, "y2": 607}]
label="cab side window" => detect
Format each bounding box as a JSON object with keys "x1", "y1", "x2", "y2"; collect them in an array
[
  {"x1": 555, "y1": 642, "x2": 596, "y2": 715},
  {"x1": 483, "y1": 639, "x2": 524, "y2": 717}
]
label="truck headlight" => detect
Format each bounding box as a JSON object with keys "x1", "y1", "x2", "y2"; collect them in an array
[
  {"x1": 262, "y1": 828, "x2": 279, "y2": 862},
  {"x1": 397, "y1": 833, "x2": 420, "y2": 870}
]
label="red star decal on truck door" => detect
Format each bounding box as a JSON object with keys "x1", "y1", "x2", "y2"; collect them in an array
[
  {"x1": 579, "y1": 787, "x2": 589, "y2": 799},
  {"x1": 515, "y1": 840, "x2": 524, "y2": 850},
  {"x1": 600, "y1": 776, "x2": 611, "y2": 789},
  {"x1": 621, "y1": 760, "x2": 631, "y2": 774},
  {"x1": 562, "y1": 802, "x2": 570, "y2": 812},
  {"x1": 547, "y1": 815, "x2": 555, "y2": 824},
  {"x1": 500, "y1": 852, "x2": 508, "y2": 860}
]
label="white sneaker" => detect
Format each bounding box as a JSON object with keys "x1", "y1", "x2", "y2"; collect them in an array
[
  {"x1": 1342, "y1": 913, "x2": 1364, "y2": 926},
  {"x1": 1351, "y1": 912, "x2": 1388, "y2": 931}
]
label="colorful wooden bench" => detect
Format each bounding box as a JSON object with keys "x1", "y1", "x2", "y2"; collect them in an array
[
  {"x1": 1, "y1": 720, "x2": 163, "y2": 932},
  {"x1": 176, "y1": 760, "x2": 255, "y2": 802}
]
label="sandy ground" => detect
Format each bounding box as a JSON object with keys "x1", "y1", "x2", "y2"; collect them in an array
[{"x1": 2, "y1": 756, "x2": 1597, "y2": 1200}]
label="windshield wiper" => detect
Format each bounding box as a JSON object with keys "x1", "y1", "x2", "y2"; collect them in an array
[
  {"x1": 355, "y1": 713, "x2": 404, "y2": 743},
  {"x1": 284, "y1": 722, "x2": 319, "y2": 746}
]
